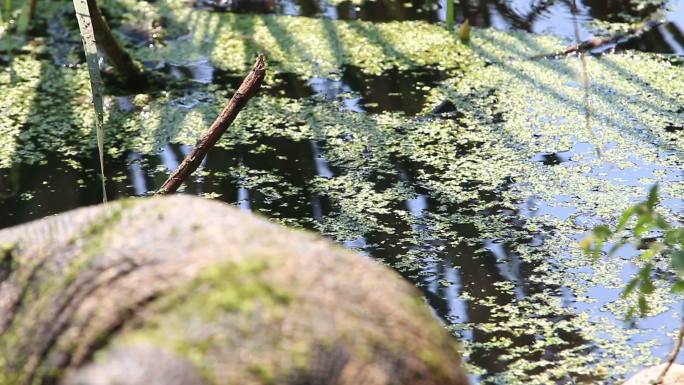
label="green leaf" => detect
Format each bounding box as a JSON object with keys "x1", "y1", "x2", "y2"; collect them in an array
[
  {"x1": 654, "y1": 214, "x2": 671, "y2": 230},
  {"x1": 459, "y1": 19, "x2": 471, "y2": 42},
  {"x1": 640, "y1": 242, "x2": 664, "y2": 261},
  {"x1": 586, "y1": 225, "x2": 613, "y2": 260},
  {"x1": 622, "y1": 276, "x2": 640, "y2": 297},
  {"x1": 633, "y1": 213, "x2": 654, "y2": 237},
  {"x1": 639, "y1": 263, "x2": 653, "y2": 278},
  {"x1": 639, "y1": 278, "x2": 654, "y2": 295},
  {"x1": 72, "y1": 0, "x2": 107, "y2": 203},
  {"x1": 646, "y1": 184, "x2": 659, "y2": 209},
  {"x1": 593, "y1": 225, "x2": 612, "y2": 240},
  {"x1": 592, "y1": 239, "x2": 604, "y2": 260},
  {"x1": 665, "y1": 229, "x2": 684, "y2": 246},
  {"x1": 638, "y1": 295, "x2": 649, "y2": 316},
  {"x1": 616, "y1": 206, "x2": 637, "y2": 232},
  {"x1": 672, "y1": 250, "x2": 684, "y2": 276},
  {"x1": 579, "y1": 236, "x2": 593, "y2": 255},
  {"x1": 672, "y1": 280, "x2": 684, "y2": 294},
  {"x1": 625, "y1": 306, "x2": 636, "y2": 321}
]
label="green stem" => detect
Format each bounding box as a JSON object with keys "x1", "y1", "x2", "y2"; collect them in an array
[
  {"x1": 73, "y1": 0, "x2": 108, "y2": 202},
  {"x1": 4, "y1": 0, "x2": 11, "y2": 23},
  {"x1": 446, "y1": 0, "x2": 454, "y2": 30}
]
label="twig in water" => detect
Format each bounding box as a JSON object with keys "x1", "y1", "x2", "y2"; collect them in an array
[
  {"x1": 28, "y1": 0, "x2": 37, "y2": 21},
  {"x1": 532, "y1": 21, "x2": 663, "y2": 59},
  {"x1": 656, "y1": 322, "x2": 684, "y2": 385},
  {"x1": 157, "y1": 54, "x2": 266, "y2": 195},
  {"x1": 85, "y1": 0, "x2": 145, "y2": 87}
]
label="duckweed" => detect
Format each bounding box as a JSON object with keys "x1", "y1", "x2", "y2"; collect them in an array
[{"x1": 1, "y1": 0, "x2": 683, "y2": 383}]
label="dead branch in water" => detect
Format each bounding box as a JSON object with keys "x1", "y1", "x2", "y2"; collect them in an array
[
  {"x1": 29, "y1": 0, "x2": 38, "y2": 20},
  {"x1": 157, "y1": 54, "x2": 266, "y2": 195},
  {"x1": 656, "y1": 322, "x2": 684, "y2": 385},
  {"x1": 85, "y1": 0, "x2": 146, "y2": 86},
  {"x1": 532, "y1": 21, "x2": 663, "y2": 59}
]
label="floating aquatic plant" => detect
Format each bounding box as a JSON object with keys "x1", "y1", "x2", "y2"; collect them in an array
[{"x1": 0, "y1": 1, "x2": 683, "y2": 382}]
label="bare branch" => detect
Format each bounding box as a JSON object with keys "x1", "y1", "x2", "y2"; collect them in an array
[
  {"x1": 656, "y1": 322, "x2": 684, "y2": 385},
  {"x1": 157, "y1": 54, "x2": 267, "y2": 195}
]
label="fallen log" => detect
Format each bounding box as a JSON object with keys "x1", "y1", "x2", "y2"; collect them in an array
[{"x1": 0, "y1": 195, "x2": 470, "y2": 385}]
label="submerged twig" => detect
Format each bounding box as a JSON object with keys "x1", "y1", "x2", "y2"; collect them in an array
[
  {"x1": 562, "y1": 21, "x2": 662, "y2": 56},
  {"x1": 28, "y1": 0, "x2": 37, "y2": 21},
  {"x1": 656, "y1": 322, "x2": 684, "y2": 385},
  {"x1": 533, "y1": 21, "x2": 663, "y2": 59},
  {"x1": 158, "y1": 54, "x2": 266, "y2": 195},
  {"x1": 85, "y1": 0, "x2": 145, "y2": 86}
]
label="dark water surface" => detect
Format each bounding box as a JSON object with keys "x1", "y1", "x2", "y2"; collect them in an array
[
  {"x1": 217, "y1": 0, "x2": 684, "y2": 54},
  {"x1": 1, "y1": 0, "x2": 684, "y2": 384}
]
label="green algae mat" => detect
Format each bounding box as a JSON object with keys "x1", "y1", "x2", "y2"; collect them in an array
[{"x1": 1, "y1": 0, "x2": 683, "y2": 383}]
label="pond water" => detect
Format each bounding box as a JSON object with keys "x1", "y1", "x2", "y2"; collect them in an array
[
  {"x1": 1, "y1": 0, "x2": 683, "y2": 384},
  {"x1": 204, "y1": 0, "x2": 684, "y2": 54}
]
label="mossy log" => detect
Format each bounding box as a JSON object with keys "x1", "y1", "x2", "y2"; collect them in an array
[{"x1": 0, "y1": 196, "x2": 470, "y2": 385}]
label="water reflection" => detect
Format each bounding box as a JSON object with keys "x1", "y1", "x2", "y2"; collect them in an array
[
  {"x1": 0, "y1": 154, "x2": 132, "y2": 228},
  {"x1": 2, "y1": 0, "x2": 683, "y2": 382},
  {"x1": 208, "y1": 0, "x2": 684, "y2": 55},
  {"x1": 268, "y1": 65, "x2": 446, "y2": 115},
  {"x1": 616, "y1": 21, "x2": 684, "y2": 54}
]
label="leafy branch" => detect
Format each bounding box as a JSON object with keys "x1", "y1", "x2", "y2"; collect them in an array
[
  {"x1": 583, "y1": 185, "x2": 684, "y2": 382},
  {"x1": 582, "y1": 185, "x2": 684, "y2": 318}
]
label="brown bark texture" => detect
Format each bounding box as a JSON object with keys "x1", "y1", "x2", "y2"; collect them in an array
[{"x1": 158, "y1": 54, "x2": 266, "y2": 195}]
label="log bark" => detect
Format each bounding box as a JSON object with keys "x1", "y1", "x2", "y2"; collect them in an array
[
  {"x1": 0, "y1": 195, "x2": 470, "y2": 385},
  {"x1": 158, "y1": 54, "x2": 266, "y2": 194}
]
